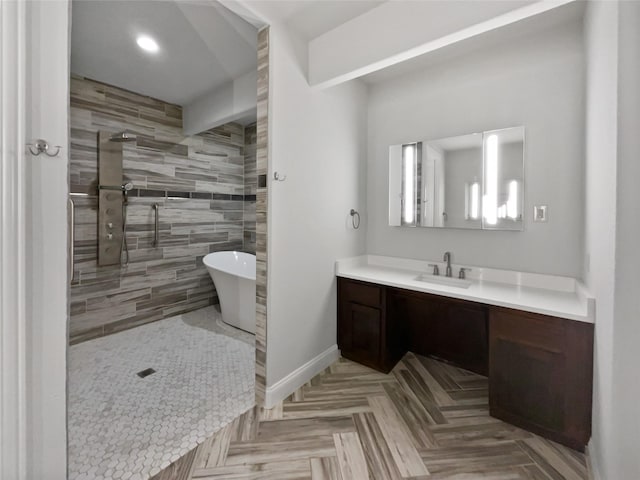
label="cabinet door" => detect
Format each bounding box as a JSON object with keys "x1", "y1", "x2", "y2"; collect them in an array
[
  {"x1": 489, "y1": 308, "x2": 593, "y2": 451},
  {"x1": 388, "y1": 289, "x2": 440, "y2": 356},
  {"x1": 339, "y1": 301, "x2": 381, "y2": 368},
  {"x1": 437, "y1": 301, "x2": 488, "y2": 375},
  {"x1": 490, "y1": 332, "x2": 566, "y2": 432}
]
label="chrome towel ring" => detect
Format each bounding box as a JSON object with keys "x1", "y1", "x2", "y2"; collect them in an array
[{"x1": 350, "y1": 209, "x2": 360, "y2": 229}]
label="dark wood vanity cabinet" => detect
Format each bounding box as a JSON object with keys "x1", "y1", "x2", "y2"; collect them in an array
[
  {"x1": 387, "y1": 288, "x2": 488, "y2": 375},
  {"x1": 337, "y1": 278, "x2": 404, "y2": 372},
  {"x1": 337, "y1": 278, "x2": 488, "y2": 374},
  {"x1": 337, "y1": 277, "x2": 594, "y2": 451},
  {"x1": 489, "y1": 307, "x2": 594, "y2": 451}
]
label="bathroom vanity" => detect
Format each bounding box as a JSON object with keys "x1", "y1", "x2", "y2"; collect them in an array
[{"x1": 336, "y1": 255, "x2": 594, "y2": 451}]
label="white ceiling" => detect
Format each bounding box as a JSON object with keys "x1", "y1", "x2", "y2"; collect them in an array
[
  {"x1": 236, "y1": 0, "x2": 384, "y2": 40},
  {"x1": 71, "y1": 0, "x2": 584, "y2": 106},
  {"x1": 283, "y1": 0, "x2": 385, "y2": 40},
  {"x1": 361, "y1": 1, "x2": 584, "y2": 85},
  {"x1": 71, "y1": 0, "x2": 258, "y2": 106}
]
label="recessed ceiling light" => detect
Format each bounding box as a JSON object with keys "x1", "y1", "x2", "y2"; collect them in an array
[{"x1": 136, "y1": 35, "x2": 159, "y2": 53}]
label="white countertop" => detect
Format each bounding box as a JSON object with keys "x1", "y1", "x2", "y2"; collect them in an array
[{"x1": 335, "y1": 255, "x2": 595, "y2": 324}]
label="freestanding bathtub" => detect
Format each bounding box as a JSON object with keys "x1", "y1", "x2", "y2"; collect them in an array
[{"x1": 203, "y1": 251, "x2": 256, "y2": 334}]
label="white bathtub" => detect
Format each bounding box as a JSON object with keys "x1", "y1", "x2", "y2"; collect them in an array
[{"x1": 203, "y1": 251, "x2": 256, "y2": 334}]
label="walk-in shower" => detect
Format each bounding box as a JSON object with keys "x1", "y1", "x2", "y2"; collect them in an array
[{"x1": 98, "y1": 131, "x2": 137, "y2": 266}]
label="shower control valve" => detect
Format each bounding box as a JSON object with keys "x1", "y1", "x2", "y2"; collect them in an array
[
  {"x1": 107, "y1": 233, "x2": 113, "y2": 240},
  {"x1": 107, "y1": 222, "x2": 113, "y2": 229}
]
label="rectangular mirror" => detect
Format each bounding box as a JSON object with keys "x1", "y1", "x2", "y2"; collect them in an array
[{"x1": 389, "y1": 126, "x2": 524, "y2": 231}]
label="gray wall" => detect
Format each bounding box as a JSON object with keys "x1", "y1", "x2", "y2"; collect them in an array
[
  {"x1": 69, "y1": 76, "x2": 256, "y2": 344},
  {"x1": 366, "y1": 21, "x2": 585, "y2": 277}
]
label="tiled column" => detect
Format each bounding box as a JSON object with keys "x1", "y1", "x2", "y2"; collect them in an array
[{"x1": 255, "y1": 27, "x2": 269, "y2": 405}]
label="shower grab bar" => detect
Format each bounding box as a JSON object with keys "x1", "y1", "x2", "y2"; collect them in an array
[
  {"x1": 69, "y1": 192, "x2": 98, "y2": 198},
  {"x1": 68, "y1": 198, "x2": 75, "y2": 283},
  {"x1": 152, "y1": 203, "x2": 160, "y2": 247},
  {"x1": 98, "y1": 184, "x2": 126, "y2": 191}
]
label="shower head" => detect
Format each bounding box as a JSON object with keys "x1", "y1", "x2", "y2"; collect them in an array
[{"x1": 109, "y1": 131, "x2": 136, "y2": 142}]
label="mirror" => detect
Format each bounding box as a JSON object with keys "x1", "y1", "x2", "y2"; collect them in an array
[{"x1": 389, "y1": 126, "x2": 524, "y2": 231}]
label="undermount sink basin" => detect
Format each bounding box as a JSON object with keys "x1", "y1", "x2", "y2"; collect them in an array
[{"x1": 414, "y1": 273, "x2": 472, "y2": 289}]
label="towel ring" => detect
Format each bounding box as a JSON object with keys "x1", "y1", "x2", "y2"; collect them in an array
[{"x1": 350, "y1": 209, "x2": 360, "y2": 229}]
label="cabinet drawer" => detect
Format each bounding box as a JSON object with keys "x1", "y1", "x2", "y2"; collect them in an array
[
  {"x1": 491, "y1": 307, "x2": 564, "y2": 352},
  {"x1": 340, "y1": 278, "x2": 383, "y2": 307}
]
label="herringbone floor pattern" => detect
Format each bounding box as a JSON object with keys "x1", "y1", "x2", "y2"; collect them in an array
[{"x1": 151, "y1": 353, "x2": 590, "y2": 480}]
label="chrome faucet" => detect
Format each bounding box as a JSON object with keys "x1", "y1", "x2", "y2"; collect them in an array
[{"x1": 444, "y1": 251, "x2": 452, "y2": 277}]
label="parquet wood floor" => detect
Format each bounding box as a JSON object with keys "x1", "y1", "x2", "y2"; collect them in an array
[{"x1": 151, "y1": 353, "x2": 590, "y2": 480}]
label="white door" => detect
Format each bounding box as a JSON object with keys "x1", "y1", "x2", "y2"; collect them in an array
[{"x1": 1, "y1": 1, "x2": 69, "y2": 479}]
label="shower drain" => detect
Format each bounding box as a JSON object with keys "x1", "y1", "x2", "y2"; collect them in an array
[{"x1": 136, "y1": 368, "x2": 156, "y2": 378}]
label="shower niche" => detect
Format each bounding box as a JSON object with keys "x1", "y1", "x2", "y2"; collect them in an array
[{"x1": 98, "y1": 130, "x2": 134, "y2": 266}]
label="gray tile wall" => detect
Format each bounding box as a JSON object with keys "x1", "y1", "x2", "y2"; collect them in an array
[
  {"x1": 70, "y1": 75, "x2": 256, "y2": 344},
  {"x1": 255, "y1": 27, "x2": 269, "y2": 405},
  {"x1": 243, "y1": 122, "x2": 257, "y2": 253}
]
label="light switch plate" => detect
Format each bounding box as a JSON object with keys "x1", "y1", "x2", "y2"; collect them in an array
[{"x1": 533, "y1": 205, "x2": 548, "y2": 222}]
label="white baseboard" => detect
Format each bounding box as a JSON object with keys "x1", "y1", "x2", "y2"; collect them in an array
[{"x1": 264, "y1": 345, "x2": 340, "y2": 408}]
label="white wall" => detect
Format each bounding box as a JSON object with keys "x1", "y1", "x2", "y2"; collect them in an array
[
  {"x1": 25, "y1": 1, "x2": 70, "y2": 478},
  {"x1": 583, "y1": 2, "x2": 619, "y2": 478},
  {"x1": 366, "y1": 21, "x2": 584, "y2": 277},
  {"x1": 0, "y1": 2, "x2": 29, "y2": 477},
  {"x1": 612, "y1": 3, "x2": 640, "y2": 477},
  {"x1": 266, "y1": 25, "x2": 368, "y2": 387},
  {"x1": 585, "y1": 1, "x2": 640, "y2": 478}
]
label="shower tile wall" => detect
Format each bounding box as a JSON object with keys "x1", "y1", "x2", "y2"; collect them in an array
[
  {"x1": 243, "y1": 123, "x2": 257, "y2": 253},
  {"x1": 70, "y1": 75, "x2": 256, "y2": 344}
]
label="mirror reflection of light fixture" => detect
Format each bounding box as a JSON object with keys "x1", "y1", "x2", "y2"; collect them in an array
[
  {"x1": 498, "y1": 203, "x2": 507, "y2": 219},
  {"x1": 465, "y1": 181, "x2": 480, "y2": 220},
  {"x1": 497, "y1": 180, "x2": 519, "y2": 220},
  {"x1": 483, "y1": 134, "x2": 498, "y2": 225},
  {"x1": 402, "y1": 143, "x2": 417, "y2": 225},
  {"x1": 507, "y1": 180, "x2": 518, "y2": 220}
]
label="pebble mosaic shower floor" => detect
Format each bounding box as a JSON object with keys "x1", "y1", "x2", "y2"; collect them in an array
[{"x1": 68, "y1": 307, "x2": 255, "y2": 480}]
